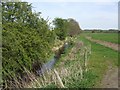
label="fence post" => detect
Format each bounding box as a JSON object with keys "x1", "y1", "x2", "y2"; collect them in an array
[
  {"x1": 83, "y1": 47, "x2": 88, "y2": 78},
  {"x1": 85, "y1": 47, "x2": 88, "y2": 72}
]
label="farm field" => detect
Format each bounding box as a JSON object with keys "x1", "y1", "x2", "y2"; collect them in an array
[{"x1": 85, "y1": 33, "x2": 120, "y2": 44}]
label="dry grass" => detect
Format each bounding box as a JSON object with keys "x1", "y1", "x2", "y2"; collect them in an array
[
  {"x1": 3, "y1": 37, "x2": 91, "y2": 88},
  {"x1": 54, "y1": 41, "x2": 91, "y2": 86},
  {"x1": 23, "y1": 39, "x2": 91, "y2": 88}
]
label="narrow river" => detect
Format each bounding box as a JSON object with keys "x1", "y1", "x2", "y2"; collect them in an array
[{"x1": 36, "y1": 42, "x2": 69, "y2": 76}]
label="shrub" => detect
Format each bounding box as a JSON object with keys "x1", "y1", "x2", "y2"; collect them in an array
[
  {"x1": 2, "y1": 2, "x2": 55, "y2": 86},
  {"x1": 3, "y1": 23, "x2": 53, "y2": 78}
]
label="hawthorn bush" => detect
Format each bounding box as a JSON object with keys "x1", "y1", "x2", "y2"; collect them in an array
[{"x1": 2, "y1": 2, "x2": 55, "y2": 83}]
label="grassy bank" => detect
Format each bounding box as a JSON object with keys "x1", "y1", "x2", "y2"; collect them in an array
[
  {"x1": 23, "y1": 36, "x2": 91, "y2": 88},
  {"x1": 21, "y1": 33, "x2": 119, "y2": 88},
  {"x1": 52, "y1": 33, "x2": 119, "y2": 87}
]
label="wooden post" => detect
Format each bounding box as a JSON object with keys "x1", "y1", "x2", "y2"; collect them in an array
[{"x1": 85, "y1": 47, "x2": 88, "y2": 72}]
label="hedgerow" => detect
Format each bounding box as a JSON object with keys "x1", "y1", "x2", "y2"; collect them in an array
[{"x1": 2, "y1": 2, "x2": 55, "y2": 83}]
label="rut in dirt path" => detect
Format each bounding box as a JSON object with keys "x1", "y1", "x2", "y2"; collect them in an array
[
  {"x1": 99, "y1": 66, "x2": 118, "y2": 88},
  {"x1": 86, "y1": 36, "x2": 119, "y2": 88},
  {"x1": 86, "y1": 36, "x2": 120, "y2": 52}
]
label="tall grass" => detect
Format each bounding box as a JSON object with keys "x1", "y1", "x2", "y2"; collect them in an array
[{"x1": 2, "y1": 36, "x2": 92, "y2": 88}]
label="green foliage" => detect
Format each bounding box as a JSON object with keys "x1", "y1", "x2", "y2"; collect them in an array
[
  {"x1": 2, "y1": 2, "x2": 55, "y2": 83},
  {"x1": 53, "y1": 18, "x2": 81, "y2": 39},
  {"x1": 2, "y1": 2, "x2": 42, "y2": 29},
  {"x1": 53, "y1": 18, "x2": 69, "y2": 40}
]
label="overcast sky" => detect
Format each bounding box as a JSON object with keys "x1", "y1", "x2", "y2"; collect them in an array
[{"x1": 22, "y1": 0, "x2": 119, "y2": 30}]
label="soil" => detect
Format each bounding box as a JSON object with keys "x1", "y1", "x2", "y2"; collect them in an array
[{"x1": 99, "y1": 66, "x2": 118, "y2": 88}]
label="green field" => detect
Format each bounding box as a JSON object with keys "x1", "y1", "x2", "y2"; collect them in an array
[
  {"x1": 86, "y1": 33, "x2": 120, "y2": 44},
  {"x1": 77, "y1": 34, "x2": 119, "y2": 87}
]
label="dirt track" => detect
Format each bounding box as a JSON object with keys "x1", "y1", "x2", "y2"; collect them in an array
[
  {"x1": 99, "y1": 66, "x2": 118, "y2": 88},
  {"x1": 86, "y1": 36, "x2": 119, "y2": 88},
  {"x1": 86, "y1": 36, "x2": 120, "y2": 52}
]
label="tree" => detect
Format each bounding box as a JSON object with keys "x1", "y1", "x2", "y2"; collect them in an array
[
  {"x1": 2, "y1": 2, "x2": 42, "y2": 29},
  {"x1": 53, "y1": 18, "x2": 69, "y2": 40},
  {"x1": 67, "y1": 18, "x2": 81, "y2": 36}
]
